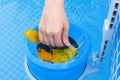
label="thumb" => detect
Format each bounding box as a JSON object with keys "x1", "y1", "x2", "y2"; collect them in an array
[{"x1": 62, "y1": 22, "x2": 70, "y2": 46}]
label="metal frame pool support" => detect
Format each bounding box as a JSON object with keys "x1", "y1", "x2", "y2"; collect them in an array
[
  {"x1": 97, "y1": 0, "x2": 120, "y2": 62},
  {"x1": 78, "y1": 1, "x2": 120, "y2": 79}
]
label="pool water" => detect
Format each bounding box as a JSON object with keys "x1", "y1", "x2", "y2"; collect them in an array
[{"x1": 0, "y1": 0, "x2": 111, "y2": 80}]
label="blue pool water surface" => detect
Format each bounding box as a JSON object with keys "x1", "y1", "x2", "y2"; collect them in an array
[{"x1": 0, "y1": 0, "x2": 111, "y2": 80}]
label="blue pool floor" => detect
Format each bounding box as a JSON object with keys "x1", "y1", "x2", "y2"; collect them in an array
[{"x1": 0, "y1": 0, "x2": 111, "y2": 80}]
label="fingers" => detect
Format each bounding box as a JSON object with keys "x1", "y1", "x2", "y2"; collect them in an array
[
  {"x1": 62, "y1": 21, "x2": 70, "y2": 46},
  {"x1": 39, "y1": 25, "x2": 56, "y2": 46},
  {"x1": 47, "y1": 36, "x2": 55, "y2": 46},
  {"x1": 39, "y1": 26, "x2": 50, "y2": 46},
  {"x1": 39, "y1": 26, "x2": 64, "y2": 47},
  {"x1": 39, "y1": 23, "x2": 69, "y2": 47},
  {"x1": 45, "y1": 30, "x2": 55, "y2": 47},
  {"x1": 43, "y1": 33, "x2": 50, "y2": 45},
  {"x1": 45, "y1": 28, "x2": 64, "y2": 47},
  {"x1": 39, "y1": 26, "x2": 44, "y2": 43},
  {"x1": 53, "y1": 30, "x2": 64, "y2": 47}
]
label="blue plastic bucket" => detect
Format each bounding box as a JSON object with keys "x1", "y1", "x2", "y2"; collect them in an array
[{"x1": 24, "y1": 24, "x2": 91, "y2": 80}]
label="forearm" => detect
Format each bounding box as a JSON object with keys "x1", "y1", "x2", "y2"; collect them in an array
[{"x1": 45, "y1": 0, "x2": 64, "y2": 9}]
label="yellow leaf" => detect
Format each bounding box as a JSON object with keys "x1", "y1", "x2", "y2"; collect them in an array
[
  {"x1": 37, "y1": 49, "x2": 54, "y2": 62},
  {"x1": 52, "y1": 48, "x2": 78, "y2": 63},
  {"x1": 24, "y1": 30, "x2": 39, "y2": 43},
  {"x1": 37, "y1": 47, "x2": 78, "y2": 63},
  {"x1": 65, "y1": 48, "x2": 78, "y2": 59}
]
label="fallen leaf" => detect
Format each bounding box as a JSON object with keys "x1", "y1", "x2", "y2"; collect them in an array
[{"x1": 24, "y1": 30, "x2": 39, "y2": 43}]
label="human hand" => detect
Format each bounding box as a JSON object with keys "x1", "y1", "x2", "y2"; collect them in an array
[{"x1": 39, "y1": 0, "x2": 70, "y2": 47}]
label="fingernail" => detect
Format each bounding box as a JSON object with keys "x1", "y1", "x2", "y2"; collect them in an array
[
  {"x1": 64, "y1": 39, "x2": 70, "y2": 46},
  {"x1": 67, "y1": 42, "x2": 70, "y2": 46}
]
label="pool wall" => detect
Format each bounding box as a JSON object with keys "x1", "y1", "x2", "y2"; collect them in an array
[
  {"x1": 0, "y1": 0, "x2": 110, "y2": 80},
  {"x1": 110, "y1": 8, "x2": 120, "y2": 80}
]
